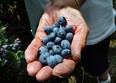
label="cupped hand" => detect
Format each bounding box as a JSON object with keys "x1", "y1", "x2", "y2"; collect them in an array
[{"x1": 25, "y1": 5, "x2": 89, "y2": 81}]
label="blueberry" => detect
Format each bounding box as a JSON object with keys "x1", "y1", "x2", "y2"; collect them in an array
[
  {"x1": 44, "y1": 26, "x2": 52, "y2": 34},
  {"x1": 51, "y1": 23, "x2": 60, "y2": 28},
  {"x1": 47, "y1": 55, "x2": 57, "y2": 67},
  {"x1": 54, "y1": 37, "x2": 62, "y2": 44},
  {"x1": 49, "y1": 50, "x2": 54, "y2": 55},
  {"x1": 48, "y1": 32, "x2": 56, "y2": 41},
  {"x1": 65, "y1": 32, "x2": 73, "y2": 42},
  {"x1": 13, "y1": 43, "x2": 20, "y2": 48},
  {"x1": 39, "y1": 45, "x2": 48, "y2": 54},
  {"x1": 46, "y1": 42, "x2": 55, "y2": 49},
  {"x1": 61, "y1": 49, "x2": 71, "y2": 57},
  {"x1": 12, "y1": 47, "x2": 17, "y2": 51},
  {"x1": 65, "y1": 25, "x2": 73, "y2": 32},
  {"x1": 2, "y1": 44, "x2": 9, "y2": 50},
  {"x1": 58, "y1": 17, "x2": 67, "y2": 26},
  {"x1": 57, "y1": 27, "x2": 66, "y2": 39},
  {"x1": 44, "y1": 52, "x2": 50, "y2": 56},
  {"x1": 61, "y1": 40, "x2": 71, "y2": 49},
  {"x1": 1, "y1": 50, "x2": 7, "y2": 59},
  {"x1": 54, "y1": 54, "x2": 63, "y2": 63},
  {"x1": 12, "y1": 43, "x2": 20, "y2": 51},
  {"x1": 53, "y1": 27, "x2": 59, "y2": 34},
  {"x1": 42, "y1": 36, "x2": 49, "y2": 45},
  {"x1": 39, "y1": 52, "x2": 49, "y2": 64},
  {"x1": 52, "y1": 45, "x2": 62, "y2": 54}
]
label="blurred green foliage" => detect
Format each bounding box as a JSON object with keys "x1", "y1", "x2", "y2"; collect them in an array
[{"x1": 0, "y1": 24, "x2": 26, "y2": 82}]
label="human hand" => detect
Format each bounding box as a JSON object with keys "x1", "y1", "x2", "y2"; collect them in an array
[{"x1": 25, "y1": 5, "x2": 89, "y2": 81}]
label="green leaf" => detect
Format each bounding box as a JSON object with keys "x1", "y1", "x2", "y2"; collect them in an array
[
  {"x1": 0, "y1": 59, "x2": 8, "y2": 68},
  {"x1": 0, "y1": 35, "x2": 8, "y2": 45},
  {"x1": 16, "y1": 51, "x2": 24, "y2": 59},
  {"x1": 15, "y1": 59, "x2": 21, "y2": 68},
  {"x1": 6, "y1": 51, "x2": 17, "y2": 64},
  {"x1": 0, "y1": 24, "x2": 6, "y2": 35}
]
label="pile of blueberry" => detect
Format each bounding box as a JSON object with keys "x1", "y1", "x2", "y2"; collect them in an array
[
  {"x1": 38, "y1": 17, "x2": 74, "y2": 67},
  {"x1": 1, "y1": 38, "x2": 21, "y2": 59}
]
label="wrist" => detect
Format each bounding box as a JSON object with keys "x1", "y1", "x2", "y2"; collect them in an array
[{"x1": 47, "y1": 0, "x2": 80, "y2": 9}]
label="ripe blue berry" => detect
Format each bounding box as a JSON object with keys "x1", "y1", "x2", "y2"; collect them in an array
[
  {"x1": 42, "y1": 36, "x2": 49, "y2": 45},
  {"x1": 61, "y1": 49, "x2": 71, "y2": 57},
  {"x1": 44, "y1": 26, "x2": 52, "y2": 34},
  {"x1": 46, "y1": 42, "x2": 55, "y2": 49},
  {"x1": 58, "y1": 17, "x2": 67, "y2": 26},
  {"x1": 65, "y1": 32, "x2": 73, "y2": 42},
  {"x1": 39, "y1": 45, "x2": 48, "y2": 54},
  {"x1": 44, "y1": 52, "x2": 50, "y2": 56},
  {"x1": 51, "y1": 23, "x2": 60, "y2": 28},
  {"x1": 57, "y1": 27, "x2": 66, "y2": 39},
  {"x1": 49, "y1": 50, "x2": 54, "y2": 55},
  {"x1": 53, "y1": 27, "x2": 59, "y2": 34},
  {"x1": 52, "y1": 45, "x2": 62, "y2": 54},
  {"x1": 65, "y1": 25, "x2": 73, "y2": 32},
  {"x1": 38, "y1": 16, "x2": 74, "y2": 67},
  {"x1": 54, "y1": 54, "x2": 63, "y2": 63},
  {"x1": 39, "y1": 53, "x2": 49, "y2": 64},
  {"x1": 12, "y1": 43, "x2": 20, "y2": 51},
  {"x1": 2, "y1": 44, "x2": 9, "y2": 50},
  {"x1": 54, "y1": 37, "x2": 62, "y2": 44},
  {"x1": 47, "y1": 55, "x2": 57, "y2": 67},
  {"x1": 61, "y1": 40, "x2": 71, "y2": 49},
  {"x1": 48, "y1": 32, "x2": 56, "y2": 41},
  {"x1": 1, "y1": 49, "x2": 7, "y2": 59}
]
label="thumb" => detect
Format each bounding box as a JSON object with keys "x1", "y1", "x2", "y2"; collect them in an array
[
  {"x1": 71, "y1": 33, "x2": 82, "y2": 62},
  {"x1": 71, "y1": 22, "x2": 89, "y2": 62}
]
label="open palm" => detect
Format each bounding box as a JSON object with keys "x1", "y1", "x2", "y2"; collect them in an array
[{"x1": 25, "y1": 6, "x2": 89, "y2": 81}]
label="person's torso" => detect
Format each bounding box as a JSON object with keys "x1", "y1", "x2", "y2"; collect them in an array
[
  {"x1": 80, "y1": 0, "x2": 116, "y2": 45},
  {"x1": 24, "y1": 0, "x2": 116, "y2": 45}
]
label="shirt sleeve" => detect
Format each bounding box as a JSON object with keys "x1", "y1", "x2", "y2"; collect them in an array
[{"x1": 24, "y1": 0, "x2": 49, "y2": 35}]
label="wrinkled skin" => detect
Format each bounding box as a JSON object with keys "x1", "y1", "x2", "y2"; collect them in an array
[{"x1": 25, "y1": 6, "x2": 89, "y2": 81}]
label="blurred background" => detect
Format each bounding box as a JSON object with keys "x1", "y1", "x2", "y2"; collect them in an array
[{"x1": 0, "y1": 0, "x2": 116, "y2": 83}]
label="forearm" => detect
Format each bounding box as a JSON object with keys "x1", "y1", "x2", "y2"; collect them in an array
[{"x1": 47, "y1": 0, "x2": 85, "y2": 9}]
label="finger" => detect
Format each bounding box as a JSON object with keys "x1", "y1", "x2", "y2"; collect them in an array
[
  {"x1": 71, "y1": 22, "x2": 89, "y2": 62},
  {"x1": 25, "y1": 37, "x2": 43, "y2": 63},
  {"x1": 27, "y1": 61, "x2": 42, "y2": 76},
  {"x1": 53, "y1": 58, "x2": 76, "y2": 76},
  {"x1": 36, "y1": 66, "x2": 53, "y2": 81}
]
